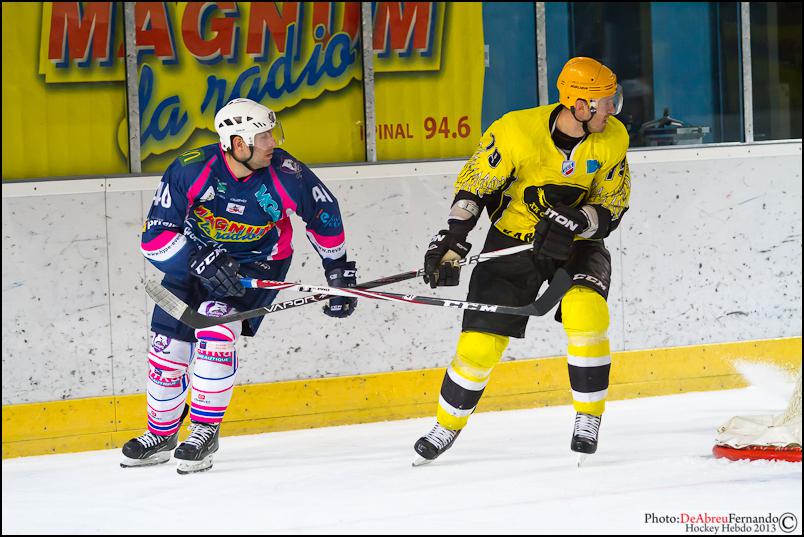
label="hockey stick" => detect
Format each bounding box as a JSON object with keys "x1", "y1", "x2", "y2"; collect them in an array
[
  {"x1": 145, "y1": 243, "x2": 532, "y2": 329},
  {"x1": 250, "y1": 243, "x2": 532, "y2": 293},
  {"x1": 146, "y1": 267, "x2": 571, "y2": 330}
]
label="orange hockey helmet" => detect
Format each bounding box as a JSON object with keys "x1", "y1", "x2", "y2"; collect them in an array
[{"x1": 557, "y1": 57, "x2": 622, "y2": 115}]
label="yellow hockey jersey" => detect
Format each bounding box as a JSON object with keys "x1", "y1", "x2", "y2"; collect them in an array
[{"x1": 455, "y1": 104, "x2": 631, "y2": 242}]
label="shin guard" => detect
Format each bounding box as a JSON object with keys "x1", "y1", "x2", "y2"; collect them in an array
[
  {"x1": 147, "y1": 332, "x2": 192, "y2": 436},
  {"x1": 436, "y1": 331, "x2": 509, "y2": 430},
  {"x1": 190, "y1": 301, "x2": 242, "y2": 424},
  {"x1": 562, "y1": 287, "x2": 611, "y2": 416}
]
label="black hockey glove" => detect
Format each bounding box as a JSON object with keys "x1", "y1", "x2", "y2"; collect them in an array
[
  {"x1": 532, "y1": 205, "x2": 589, "y2": 261},
  {"x1": 423, "y1": 230, "x2": 472, "y2": 288},
  {"x1": 323, "y1": 261, "x2": 357, "y2": 318},
  {"x1": 189, "y1": 245, "x2": 246, "y2": 298}
]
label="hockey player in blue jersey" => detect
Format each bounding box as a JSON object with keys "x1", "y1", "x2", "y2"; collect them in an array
[{"x1": 121, "y1": 98, "x2": 358, "y2": 474}]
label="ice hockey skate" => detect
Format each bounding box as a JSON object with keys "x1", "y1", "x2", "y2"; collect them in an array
[
  {"x1": 572, "y1": 412, "x2": 601, "y2": 466},
  {"x1": 120, "y1": 430, "x2": 179, "y2": 468},
  {"x1": 174, "y1": 422, "x2": 220, "y2": 475},
  {"x1": 412, "y1": 423, "x2": 461, "y2": 466}
]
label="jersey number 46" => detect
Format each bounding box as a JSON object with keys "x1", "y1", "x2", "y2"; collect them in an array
[{"x1": 153, "y1": 183, "x2": 172, "y2": 209}]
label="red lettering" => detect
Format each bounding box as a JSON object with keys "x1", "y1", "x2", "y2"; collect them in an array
[
  {"x1": 182, "y1": 2, "x2": 237, "y2": 61},
  {"x1": 49, "y1": 2, "x2": 114, "y2": 64},
  {"x1": 312, "y1": 3, "x2": 332, "y2": 43},
  {"x1": 341, "y1": 3, "x2": 361, "y2": 42},
  {"x1": 246, "y1": 2, "x2": 300, "y2": 57},
  {"x1": 373, "y1": 2, "x2": 432, "y2": 52},
  {"x1": 115, "y1": 2, "x2": 176, "y2": 60}
]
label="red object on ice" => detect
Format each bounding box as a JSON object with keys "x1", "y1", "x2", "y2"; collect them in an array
[{"x1": 712, "y1": 444, "x2": 802, "y2": 462}]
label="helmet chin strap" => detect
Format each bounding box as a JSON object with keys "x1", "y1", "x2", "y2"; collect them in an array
[
  {"x1": 570, "y1": 106, "x2": 597, "y2": 135},
  {"x1": 232, "y1": 144, "x2": 261, "y2": 172}
]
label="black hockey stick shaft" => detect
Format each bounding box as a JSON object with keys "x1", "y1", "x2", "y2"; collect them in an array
[
  {"x1": 145, "y1": 267, "x2": 571, "y2": 330},
  {"x1": 147, "y1": 243, "x2": 531, "y2": 329}
]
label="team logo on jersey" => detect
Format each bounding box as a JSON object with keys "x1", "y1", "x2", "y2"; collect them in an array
[
  {"x1": 216, "y1": 181, "x2": 228, "y2": 193},
  {"x1": 586, "y1": 160, "x2": 601, "y2": 173},
  {"x1": 523, "y1": 185, "x2": 587, "y2": 220},
  {"x1": 255, "y1": 185, "x2": 281, "y2": 220},
  {"x1": 281, "y1": 158, "x2": 301, "y2": 174},
  {"x1": 226, "y1": 202, "x2": 245, "y2": 215},
  {"x1": 488, "y1": 148, "x2": 502, "y2": 168},
  {"x1": 200, "y1": 186, "x2": 215, "y2": 202},
  {"x1": 561, "y1": 160, "x2": 576, "y2": 177},
  {"x1": 178, "y1": 149, "x2": 204, "y2": 166},
  {"x1": 193, "y1": 206, "x2": 276, "y2": 242}
]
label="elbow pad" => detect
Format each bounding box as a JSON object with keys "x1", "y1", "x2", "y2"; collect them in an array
[
  {"x1": 447, "y1": 192, "x2": 483, "y2": 239},
  {"x1": 578, "y1": 205, "x2": 613, "y2": 239}
]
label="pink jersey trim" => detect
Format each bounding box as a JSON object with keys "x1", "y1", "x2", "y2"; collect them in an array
[
  {"x1": 269, "y1": 166, "x2": 297, "y2": 213},
  {"x1": 268, "y1": 217, "x2": 294, "y2": 260},
  {"x1": 186, "y1": 155, "x2": 218, "y2": 209},
  {"x1": 141, "y1": 230, "x2": 178, "y2": 252},
  {"x1": 307, "y1": 229, "x2": 345, "y2": 248}
]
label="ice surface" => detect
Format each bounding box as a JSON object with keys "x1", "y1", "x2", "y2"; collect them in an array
[{"x1": 3, "y1": 387, "x2": 801, "y2": 534}]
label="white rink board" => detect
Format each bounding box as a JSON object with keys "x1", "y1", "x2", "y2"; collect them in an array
[{"x1": 2, "y1": 142, "x2": 802, "y2": 404}]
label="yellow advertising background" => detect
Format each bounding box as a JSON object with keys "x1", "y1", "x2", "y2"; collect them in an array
[
  {"x1": 2, "y1": 2, "x2": 484, "y2": 180},
  {"x1": 2, "y1": 2, "x2": 128, "y2": 179},
  {"x1": 375, "y1": 3, "x2": 484, "y2": 161}
]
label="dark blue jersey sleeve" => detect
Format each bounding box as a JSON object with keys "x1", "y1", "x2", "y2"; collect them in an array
[
  {"x1": 288, "y1": 159, "x2": 348, "y2": 270},
  {"x1": 140, "y1": 158, "x2": 198, "y2": 278}
]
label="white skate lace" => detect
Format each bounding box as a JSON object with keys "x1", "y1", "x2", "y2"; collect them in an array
[
  {"x1": 424, "y1": 424, "x2": 457, "y2": 449},
  {"x1": 135, "y1": 431, "x2": 165, "y2": 448},
  {"x1": 574, "y1": 413, "x2": 601, "y2": 440},
  {"x1": 184, "y1": 423, "x2": 218, "y2": 448}
]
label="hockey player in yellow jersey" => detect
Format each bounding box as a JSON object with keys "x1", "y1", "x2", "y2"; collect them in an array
[{"x1": 413, "y1": 57, "x2": 631, "y2": 466}]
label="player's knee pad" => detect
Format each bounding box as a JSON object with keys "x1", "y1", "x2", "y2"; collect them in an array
[
  {"x1": 146, "y1": 332, "x2": 192, "y2": 434},
  {"x1": 193, "y1": 301, "x2": 241, "y2": 379},
  {"x1": 438, "y1": 331, "x2": 510, "y2": 430},
  {"x1": 454, "y1": 331, "x2": 509, "y2": 374},
  {"x1": 561, "y1": 286, "x2": 609, "y2": 338},
  {"x1": 147, "y1": 332, "x2": 192, "y2": 396}
]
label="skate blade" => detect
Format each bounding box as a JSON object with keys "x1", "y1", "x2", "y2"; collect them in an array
[
  {"x1": 412, "y1": 455, "x2": 435, "y2": 467},
  {"x1": 120, "y1": 451, "x2": 171, "y2": 468},
  {"x1": 576, "y1": 453, "x2": 588, "y2": 467},
  {"x1": 176, "y1": 455, "x2": 214, "y2": 475}
]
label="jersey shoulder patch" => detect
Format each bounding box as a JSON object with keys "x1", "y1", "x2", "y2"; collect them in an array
[{"x1": 178, "y1": 148, "x2": 207, "y2": 166}]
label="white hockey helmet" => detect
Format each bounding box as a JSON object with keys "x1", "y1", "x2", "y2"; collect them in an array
[{"x1": 214, "y1": 98, "x2": 284, "y2": 151}]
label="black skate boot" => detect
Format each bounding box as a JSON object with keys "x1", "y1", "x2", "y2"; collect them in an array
[
  {"x1": 412, "y1": 423, "x2": 461, "y2": 466},
  {"x1": 174, "y1": 422, "x2": 220, "y2": 475},
  {"x1": 571, "y1": 412, "x2": 601, "y2": 466},
  {"x1": 120, "y1": 430, "x2": 179, "y2": 468}
]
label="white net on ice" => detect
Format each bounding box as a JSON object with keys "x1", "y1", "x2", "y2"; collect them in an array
[{"x1": 715, "y1": 368, "x2": 802, "y2": 450}]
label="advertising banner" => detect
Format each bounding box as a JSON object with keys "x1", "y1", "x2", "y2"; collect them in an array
[{"x1": 3, "y1": 2, "x2": 536, "y2": 180}]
